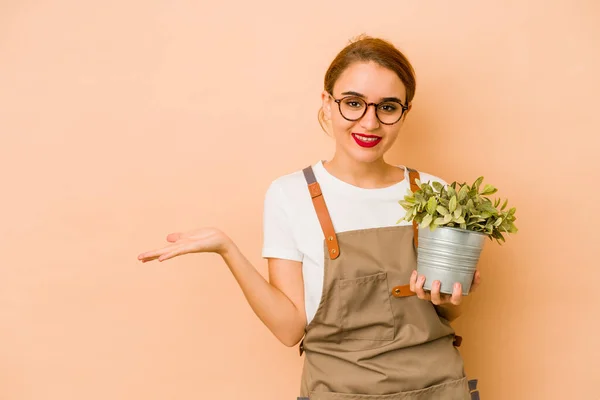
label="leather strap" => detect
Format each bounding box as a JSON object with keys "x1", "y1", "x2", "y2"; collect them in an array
[
  {"x1": 391, "y1": 284, "x2": 415, "y2": 298},
  {"x1": 303, "y1": 166, "x2": 340, "y2": 259},
  {"x1": 392, "y1": 168, "x2": 420, "y2": 298},
  {"x1": 407, "y1": 167, "x2": 420, "y2": 249}
]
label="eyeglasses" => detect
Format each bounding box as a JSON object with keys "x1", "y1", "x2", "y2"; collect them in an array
[{"x1": 329, "y1": 93, "x2": 409, "y2": 125}]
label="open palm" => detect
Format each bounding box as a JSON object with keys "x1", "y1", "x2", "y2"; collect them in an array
[{"x1": 137, "y1": 227, "x2": 230, "y2": 263}]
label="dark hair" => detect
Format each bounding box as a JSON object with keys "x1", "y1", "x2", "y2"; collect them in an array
[{"x1": 318, "y1": 35, "x2": 417, "y2": 132}]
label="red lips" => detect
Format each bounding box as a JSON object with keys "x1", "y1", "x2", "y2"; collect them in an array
[{"x1": 352, "y1": 133, "x2": 382, "y2": 148}]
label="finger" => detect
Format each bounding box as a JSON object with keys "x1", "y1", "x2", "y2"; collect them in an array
[
  {"x1": 138, "y1": 242, "x2": 182, "y2": 261},
  {"x1": 450, "y1": 282, "x2": 463, "y2": 305},
  {"x1": 159, "y1": 241, "x2": 196, "y2": 261},
  {"x1": 430, "y1": 281, "x2": 442, "y2": 305},
  {"x1": 158, "y1": 249, "x2": 183, "y2": 262},
  {"x1": 140, "y1": 255, "x2": 160, "y2": 263},
  {"x1": 409, "y1": 270, "x2": 418, "y2": 292},
  {"x1": 415, "y1": 274, "x2": 430, "y2": 300},
  {"x1": 470, "y1": 270, "x2": 481, "y2": 292}
]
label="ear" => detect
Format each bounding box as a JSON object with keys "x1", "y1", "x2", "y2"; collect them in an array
[
  {"x1": 321, "y1": 90, "x2": 333, "y2": 120},
  {"x1": 403, "y1": 103, "x2": 413, "y2": 120}
]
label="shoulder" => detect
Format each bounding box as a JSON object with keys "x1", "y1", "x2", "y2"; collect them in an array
[{"x1": 264, "y1": 164, "x2": 314, "y2": 207}]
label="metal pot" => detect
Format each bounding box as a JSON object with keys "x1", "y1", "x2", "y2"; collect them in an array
[{"x1": 417, "y1": 226, "x2": 486, "y2": 295}]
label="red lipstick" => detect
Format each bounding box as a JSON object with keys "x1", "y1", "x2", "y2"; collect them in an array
[{"x1": 352, "y1": 133, "x2": 382, "y2": 148}]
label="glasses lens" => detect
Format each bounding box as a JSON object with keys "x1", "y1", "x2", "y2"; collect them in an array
[
  {"x1": 376, "y1": 102, "x2": 403, "y2": 124},
  {"x1": 339, "y1": 97, "x2": 367, "y2": 121},
  {"x1": 339, "y1": 96, "x2": 404, "y2": 124}
]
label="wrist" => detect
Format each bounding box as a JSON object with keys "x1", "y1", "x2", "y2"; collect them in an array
[{"x1": 218, "y1": 236, "x2": 237, "y2": 259}]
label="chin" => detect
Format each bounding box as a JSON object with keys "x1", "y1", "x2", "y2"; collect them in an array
[{"x1": 347, "y1": 147, "x2": 386, "y2": 164}]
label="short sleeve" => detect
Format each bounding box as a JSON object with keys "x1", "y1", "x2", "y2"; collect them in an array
[{"x1": 261, "y1": 181, "x2": 303, "y2": 262}]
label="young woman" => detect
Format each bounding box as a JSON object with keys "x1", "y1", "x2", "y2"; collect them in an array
[{"x1": 138, "y1": 36, "x2": 481, "y2": 400}]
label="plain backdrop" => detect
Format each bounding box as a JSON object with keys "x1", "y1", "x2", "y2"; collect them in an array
[{"x1": 1, "y1": 1, "x2": 598, "y2": 399}]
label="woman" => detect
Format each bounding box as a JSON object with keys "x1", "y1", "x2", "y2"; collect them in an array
[{"x1": 138, "y1": 35, "x2": 481, "y2": 399}]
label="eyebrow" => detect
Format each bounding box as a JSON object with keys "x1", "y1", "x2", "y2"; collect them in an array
[{"x1": 340, "y1": 91, "x2": 405, "y2": 104}]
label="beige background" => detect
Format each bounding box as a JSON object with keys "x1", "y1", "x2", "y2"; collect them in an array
[{"x1": 1, "y1": 1, "x2": 598, "y2": 399}]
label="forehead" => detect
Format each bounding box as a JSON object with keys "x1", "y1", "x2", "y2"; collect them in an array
[{"x1": 333, "y1": 61, "x2": 407, "y2": 100}]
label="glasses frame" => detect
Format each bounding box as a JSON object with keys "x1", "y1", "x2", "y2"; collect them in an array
[{"x1": 329, "y1": 93, "x2": 409, "y2": 125}]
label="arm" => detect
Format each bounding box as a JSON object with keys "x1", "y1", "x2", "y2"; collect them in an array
[
  {"x1": 137, "y1": 228, "x2": 307, "y2": 347},
  {"x1": 221, "y1": 241, "x2": 306, "y2": 347}
]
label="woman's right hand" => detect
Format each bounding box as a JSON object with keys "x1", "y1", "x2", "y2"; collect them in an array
[{"x1": 137, "y1": 227, "x2": 232, "y2": 263}]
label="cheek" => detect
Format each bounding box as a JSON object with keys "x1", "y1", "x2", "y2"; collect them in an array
[
  {"x1": 331, "y1": 114, "x2": 356, "y2": 136},
  {"x1": 382, "y1": 127, "x2": 402, "y2": 145}
]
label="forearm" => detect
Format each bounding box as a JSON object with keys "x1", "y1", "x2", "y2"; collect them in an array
[
  {"x1": 434, "y1": 303, "x2": 462, "y2": 322},
  {"x1": 220, "y1": 242, "x2": 305, "y2": 346},
  {"x1": 434, "y1": 293, "x2": 473, "y2": 322}
]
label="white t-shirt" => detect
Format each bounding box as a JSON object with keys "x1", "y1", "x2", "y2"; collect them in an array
[{"x1": 261, "y1": 160, "x2": 447, "y2": 325}]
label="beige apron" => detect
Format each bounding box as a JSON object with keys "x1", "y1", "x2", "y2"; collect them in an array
[{"x1": 296, "y1": 166, "x2": 475, "y2": 400}]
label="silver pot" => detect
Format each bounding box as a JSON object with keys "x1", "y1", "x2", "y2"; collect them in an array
[{"x1": 417, "y1": 226, "x2": 486, "y2": 295}]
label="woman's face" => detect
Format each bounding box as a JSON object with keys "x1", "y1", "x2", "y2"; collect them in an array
[{"x1": 322, "y1": 61, "x2": 410, "y2": 164}]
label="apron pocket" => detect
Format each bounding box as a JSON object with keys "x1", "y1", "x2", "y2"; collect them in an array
[
  {"x1": 309, "y1": 376, "x2": 469, "y2": 399},
  {"x1": 338, "y1": 272, "x2": 395, "y2": 341}
]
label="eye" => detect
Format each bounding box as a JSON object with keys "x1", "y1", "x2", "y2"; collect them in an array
[
  {"x1": 379, "y1": 103, "x2": 398, "y2": 113},
  {"x1": 342, "y1": 97, "x2": 365, "y2": 109}
]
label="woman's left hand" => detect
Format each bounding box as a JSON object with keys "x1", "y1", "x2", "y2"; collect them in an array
[{"x1": 409, "y1": 270, "x2": 481, "y2": 306}]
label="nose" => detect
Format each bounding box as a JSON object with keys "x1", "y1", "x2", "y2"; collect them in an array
[{"x1": 360, "y1": 104, "x2": 380, "y2": 131}]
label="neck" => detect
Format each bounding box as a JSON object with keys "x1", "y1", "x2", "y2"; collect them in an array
[{"x1": 324, "y1": 152, "x2": 397, "y2": 189}]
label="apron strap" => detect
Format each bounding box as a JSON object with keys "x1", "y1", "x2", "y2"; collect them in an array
[
  {"x1": 407, "y1": 167, "x2": 421, "y2": 249},
  {"x1": 302, "y1": 166, "x2": 340, "y2": 260}
]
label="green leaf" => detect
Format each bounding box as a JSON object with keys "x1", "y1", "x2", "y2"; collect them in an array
[
  {"x1": 481, "y1": 184, "x2": 498, "y2": 196},
  {"x1": 458, "y1": 185, "x2": 468, "y2": 202},
  {"x1": 436, "y1": 205, "x2": 449, "y2": 215},
  {"x1": 420, "y1": 214, "x2": 433, "y2": 229},
  {"x1": 454, "y1": 216, "x2": 466, "y2": 224},
  {"x1": 447, "y1": 186, "x2": 457, "y2": 198},
  {"x1": 449, "y1": 195, "x2": 457, "y2": 213},
  {"x1": 501, "y1": 199, "x2": 508, "y2": 210},
  {"x1": 426, "y1": 197, "x2": 437, "y2": 215},
  {"x1": 399, "y1": 201, "x2": 414, "y2": 210},
  {"x1": 443, "y1": 213, "x2": 452, "y2": 224},
  {"x1": 432, "y1": 181, "x2": 443, "y2": 193},
  {"x1": 433, "y1": 217, "x2": 445, "y2": 226},
  {"x1": 494, "y1": 218, "x2": 503, "y2": 227},
  {"x1": 460, "y1": 223, "x2": 467, "y2": 229},
  {"x1": 453, "y1": 206, "x2": 462, "y2": 219},
  {"x1": 466, "y1": 199, "x2": 474, "y2": 210},
  {"x1": 473, "y1": 176, "x2": 484, "y2": 192}
]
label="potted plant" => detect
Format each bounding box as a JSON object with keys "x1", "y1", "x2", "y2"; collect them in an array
[{"x1": 398, "y1": 176, "x2": 518, "y2": 295}]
